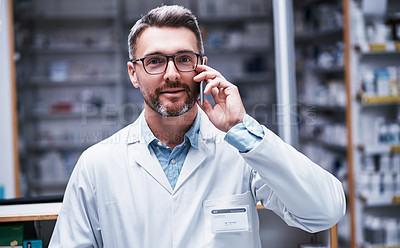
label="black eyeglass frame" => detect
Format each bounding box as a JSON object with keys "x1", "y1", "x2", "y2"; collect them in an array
[{"x1": 130, "y1": 52, "x2": 203, "y2": 75}]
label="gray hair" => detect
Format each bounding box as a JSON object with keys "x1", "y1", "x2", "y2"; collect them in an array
[{"x1": 127, "y1": 5, "x2": 204, "y2": 60}]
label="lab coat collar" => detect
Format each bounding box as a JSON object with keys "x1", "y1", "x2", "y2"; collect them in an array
[
  {"x1": 126, "y1": 107, "x2": 224, "y2": 194},
  {"x1": 140, "y1": 110, "x2": 201, "y2": 150},
  {"x1": 126, "y1": 107, "x2": 224, "y2": 144}
]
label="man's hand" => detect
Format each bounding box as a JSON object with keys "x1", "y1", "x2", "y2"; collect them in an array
[{"x1": 194, "y1": 65, "x2": 246, "y2": 133}]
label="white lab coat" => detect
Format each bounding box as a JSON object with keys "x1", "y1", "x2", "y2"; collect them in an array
[{"x1": 49, "y1": 110, "x2": 345, "y2": 247}]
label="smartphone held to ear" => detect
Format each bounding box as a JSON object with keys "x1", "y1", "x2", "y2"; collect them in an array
[{"x1": 200, "y1": 58, "x2": 206, "y2": 106}]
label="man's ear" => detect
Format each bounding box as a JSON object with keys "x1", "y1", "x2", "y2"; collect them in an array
[{"x1": 127, "y1": 61, "x2": 140, "y2": 88}]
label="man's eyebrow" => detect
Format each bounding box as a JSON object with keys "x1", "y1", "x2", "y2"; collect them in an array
[{"x1": 143, "y1": 49, "x2": 196, "y2": 57}]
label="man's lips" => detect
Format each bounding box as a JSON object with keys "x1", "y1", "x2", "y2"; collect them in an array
[{"x1": 160, "y1": 88, "x2": 186, "y2": 94}]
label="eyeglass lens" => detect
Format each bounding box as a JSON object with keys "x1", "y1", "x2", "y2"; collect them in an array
[{"x1": 143, "y1": 53, "x2": 198, "y2": 74}]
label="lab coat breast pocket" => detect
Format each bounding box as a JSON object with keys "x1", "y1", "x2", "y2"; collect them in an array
[{"x1": 203, "y1": 191, "x2": 258, "y2": 248}]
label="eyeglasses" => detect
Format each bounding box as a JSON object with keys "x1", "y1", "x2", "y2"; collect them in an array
[{"x1": 131, "y1": 52, "x2": 202, "y2": 75}]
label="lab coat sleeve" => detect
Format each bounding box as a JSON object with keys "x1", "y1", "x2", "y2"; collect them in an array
[
  {"x1": 242, "y1": 127, "x2": 346, "y2": 233},
  {"x1": 49, "y1": 153, "x2": 103, "y2": 247},
  {"x1": 224, "y1": 115, "x2": 264, "y2": 152}
]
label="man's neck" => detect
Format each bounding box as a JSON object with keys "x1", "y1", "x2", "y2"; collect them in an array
[{"x1": 144, "y1": 106, "x2": 198, "y2": 149}]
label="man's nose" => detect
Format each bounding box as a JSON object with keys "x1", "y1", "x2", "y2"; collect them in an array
[{"x1": 164, "y1": 59, "x2": 180, "y2": 81}]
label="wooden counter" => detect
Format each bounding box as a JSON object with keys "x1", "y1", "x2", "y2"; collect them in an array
[{"x1": 0, "y1": 202, "x2": 61, "y2": 222}]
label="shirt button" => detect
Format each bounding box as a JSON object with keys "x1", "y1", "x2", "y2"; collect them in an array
[
  {"x1": 171, "y1": 159, "x2": 176, "y2": 165},
  {"x1": 157, "y1": 141, "x2": 162, "y2": 147}
]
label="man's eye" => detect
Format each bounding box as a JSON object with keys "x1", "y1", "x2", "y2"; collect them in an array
[
  {"x1": 148, "y1": 58, "x2": 162, "y2": 65},
  {"x1": 179, "y1": 56, "x2": 192, "y2": 63}
]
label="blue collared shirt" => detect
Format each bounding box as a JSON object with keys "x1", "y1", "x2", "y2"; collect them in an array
[
  {"x1": 141, "y1": 113, "x2": 200, "y2": 190},
  {"x1": 141, "y1": 112, "x2": 264, "y2": 190}
]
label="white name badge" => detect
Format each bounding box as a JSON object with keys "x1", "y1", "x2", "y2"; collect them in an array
[{"x1": 211, "y1": 206, "x2": 249, "y2": 233}]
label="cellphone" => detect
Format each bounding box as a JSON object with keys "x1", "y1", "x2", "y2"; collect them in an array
[{"x1": 200, "y1": 58, "x2": 206, "y2": 106}]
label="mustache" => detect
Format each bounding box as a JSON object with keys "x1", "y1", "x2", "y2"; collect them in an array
[{"x1": 155, "y1": 81, "x2": 191, "y2": 94}]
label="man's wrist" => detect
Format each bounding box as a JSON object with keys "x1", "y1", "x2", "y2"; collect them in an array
[
  {"x1": 224, "y1": 115, "x2": 265, "y2": 153},
  {"x1": 225, "y1": 112, "x2": 246, "y2": 132}
]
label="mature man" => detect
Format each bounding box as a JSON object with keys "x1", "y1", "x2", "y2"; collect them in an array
[{"x1": 49, "y1": 5, "x2": 345, "y2": 247}]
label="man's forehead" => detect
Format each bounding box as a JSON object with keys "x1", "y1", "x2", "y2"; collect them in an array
[{"x1": 136, "y1": 26, "x2": 198, "y2": 56}]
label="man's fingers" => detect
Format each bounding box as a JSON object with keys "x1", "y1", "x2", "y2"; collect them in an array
[
  {"x1": 210, "y1": 87, "x2": 226, "y2": 105},
  {"x1": 203, "y1": 78, "x2": 231, "y2": 95},
  {"x1": 198, "y1": 99, "x2": 213, "y2": 114},
  {"x1": 193, "y1": 70, "x2": 217, "y2": 83}
]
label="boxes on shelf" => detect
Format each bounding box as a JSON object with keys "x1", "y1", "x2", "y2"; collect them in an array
[
  {"x1": 0, "y1": 225, "x2": 23, "y2": 248},
  {"x1": 23, "y1": 240, "x2": 43, "y2": 248}
]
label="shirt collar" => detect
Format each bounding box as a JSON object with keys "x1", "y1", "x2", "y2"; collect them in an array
[{"x1": 141, "y1": 111, "x2": 200, "y2": 150}]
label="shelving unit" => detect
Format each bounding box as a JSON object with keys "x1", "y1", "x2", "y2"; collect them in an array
[
  {"x1": 295, "y1": 0, "x2": 400, "y2": 247},
  {"x1": 345, "y1": 0, "x2": 400, "y2": 247},
  {"x1": 13, "y1": 0, "x2": 126, "y2": 196},
  {"x1": 13, "y1": 0, "x2": 277, "y2": 196},
  {"x1": 8, "y1": 1, "x2": 337, "y2": 246},
  {"x1": 293, "y1": 0, "x2": 351, "y2": 246},
  {"x1": 293, "y1": 0, "x2": 347, "y2": 173},
  {"x1": 359, "y1": 94, "x2": 400, "y2": 105},
  {"x1": 194, "y1": 1, "x2": 276, "y2": 131}
]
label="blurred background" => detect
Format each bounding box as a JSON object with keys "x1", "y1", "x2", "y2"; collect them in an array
[{"x1": 1, "y1": 0, "x2": 400, "y2": 247}]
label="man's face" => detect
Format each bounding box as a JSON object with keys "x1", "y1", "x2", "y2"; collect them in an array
[{"x1": 128, "y1": 27, "x2": 201, "y2": 117}]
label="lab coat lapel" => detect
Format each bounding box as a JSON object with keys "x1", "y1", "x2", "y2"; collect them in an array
[
  {"x1": 126, "y1": 117, "x2": 174, "y2": 194},
  {"x1": 173, "y1": 138, "x2": 209, "y2": 192},
  {"x1": 173, "y1": 110, "x2": 218, "y2": 192}
]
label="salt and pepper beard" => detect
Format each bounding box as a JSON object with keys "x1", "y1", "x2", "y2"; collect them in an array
[{"x1": 141, "y1": 81, "x2": 200, "y2": 117}]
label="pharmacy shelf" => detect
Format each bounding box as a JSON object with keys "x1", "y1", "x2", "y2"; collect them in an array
[
  {"x1": 14, "y1": 0, "x2": 276, "y2": 198},
  {"x1": 358, "y1": 94, "x2": 400, "y2": 105},
  {"x1": 295, "y1": 28, "x2": 343, "y2": 44},
  {"x1": 26, "y1": 79, "x2": 118, "y2": 88},
  {"x1": 392, "y1": 146, "x2": 400, "y2": 153},
  {"x1": 26, "y1": 47, "x2": 119, "y2": 55},
  {"x1": 234, "y1": 73, "x2": 273, "y2": 84},
  {"x1": 299, "y1": 136, "x2": 347, "y2": 153},
  {"x1": 13, "y1": 0, "x2": 125, "y2": 198},
  {"x1": 30, "y1": 111, "x2": 118, "y2": 120},
  {"x1": 312, "y1": 66, "x2": 345, "y2": 75},
  {"x1": 298, "y1": 102, "x2": 346, "y2": 112},
  {"x1": 294, "y1": 1, "x2": 349, "y2": 247},
  {"x1": 30, "y1": 180, "x2": 68, "y2": 190},
  {"x1": 28, "y1": 143, "x2": 92, "y2": 152},
  {"x1": 293, "y1": 0, "x2": 338, "y2": 8},
  {"x1": 198, "y1": 15, "x2": 270, "y2": 25},
  {"x1": 242, "y1": 100, "x2": 274, "y2": 108},
  {"x1": 365, "y1": 246, "x2": 400, "y2": 248},
  {"x1": 205, "y1": 46, "x2": 272, "y2": 55},
  {"x1": 359, "y1": 51, "x2": 400, "y2": 57},
  {"x1": 296, "y1": 67, "x2": 344, "y2": 77},
  {"x1": 345, "y1": 1, "x2": 400, "y2": 247},
  {"x1": 121, "y1": 46, "x2": 273, "y2": 56},
  {"x1": 20, "y1": 13, "x2": 117, "y2": 22},
  {"x1": 355, "y1": 42, "x2": 400, "y2": 54},
  {"x1": 123, "y1": 15, "x2": 269, "y2": 28},
  {"x1": 357, "y1": 144, "x2": 400, "y2": 155},
  {"x1": 359, "y1": 194, "x2": 400, "y2": 207}
]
